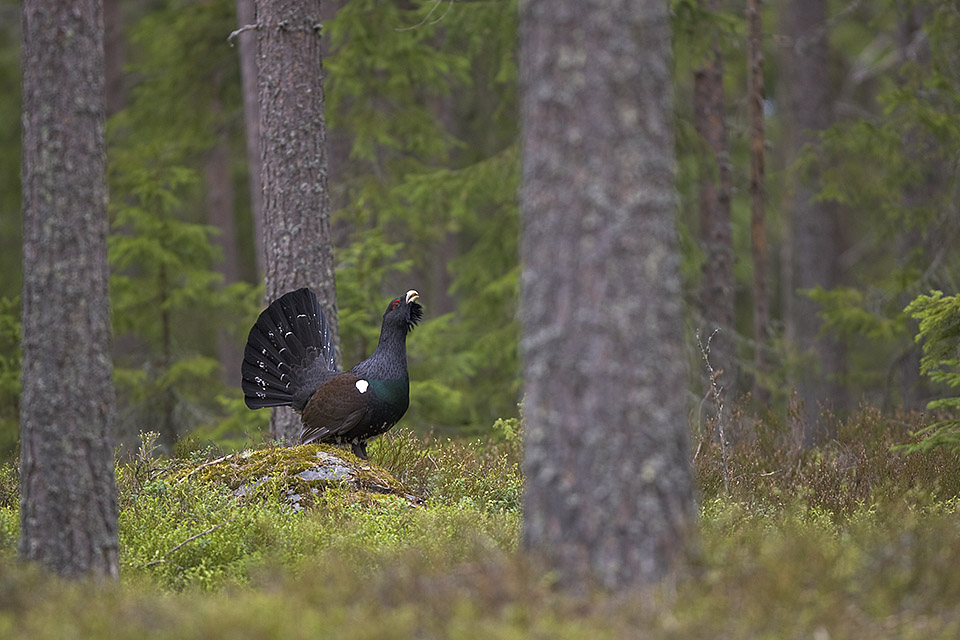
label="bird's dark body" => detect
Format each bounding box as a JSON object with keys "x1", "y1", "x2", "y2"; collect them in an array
[{"x1": 241, "y1": 288, "x2": 421, "y2": 459}]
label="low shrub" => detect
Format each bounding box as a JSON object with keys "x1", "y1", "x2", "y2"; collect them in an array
[{"x1": 1, "y1": 411, "x2": 960, "y2": 638}]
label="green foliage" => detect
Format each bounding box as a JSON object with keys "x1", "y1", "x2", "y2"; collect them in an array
[
  {"x1": 108, "y1": 163, "x2": 257, "y2": 445},
  {"x1": 0, "y1": 6, "x2": 20, "y2": 456},
  {"x1": 696, "y1": 406, "x2": 960, "y2": 516},
  {"x1": 805, "y1": 284, "x2": 913, "y2": 392},
  {"x1": 110, "y1": 0, "x2": 239, "y2": 162},
  {"x1": 671, "y1": 0, "x2": 744, "y2": 70},
  {"x1": 691, "y1": 497, "x2": 960, "y2": 635},
  {"x1": 193, "y1": 395, "x2": 269, "y2": 450},
  {"x1": 899, "y1": 291, "x2": 960, "y2": 451},
  {"x1": 0, "y1": 460, "x2": 16, "y2": 511},
  {"x1": 0, "y1": 460, "x2": 16, "y2": 560},
  {"x1": 803, "y1": 3, "x2": 960, "y2": 403},
  {"x1": 909, "y1": 292, "x2": 960, "y2": 385},
  {"x1": 3, "y1": 410, "x2": 960, "y2": 637},
  {"x1": 325, "y1": 0, "x2": 468, "y2": 167},
  {"x1": 118, "y1": 473, "x2": 254, "y2": 590},
  {"x1": 106, "y1": 0, "x2": 259, "y2": 447},
  {"x1": 0, "y1": 2, "x2": 21, "y2": 301},
  {"x1": 806, "y1": 286, "x2": 907, "y2": 343},
  {"x1": 0, "y1": 297, "x2": 19, "y2": 458},
  {"x1": 108, "y1": 429, "x2": 523, "y2": 591},
  {"x1": 370, "y1": 427, "x2": 523, "y2": 515},
  {"x1": 327, "y1": 0, "x2": 521, "y2": 434}
]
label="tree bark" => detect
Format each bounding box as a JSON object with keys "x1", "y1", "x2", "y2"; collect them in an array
[
  {"x1": 20, "y1": 0, "x2": 119, "y2": 579},
  {"x1": 102, "y1": 0, "x2": 125, "y2": 116},
  {"x1": 783, "y1": 0, "x2": 845, "y2": 442},
  {"x1": 519, "y1": 0, "x2": 696, "y2": 589},
  {"x1": 694, "y1": 0, "x2": 736, "y2": 403},
  {"x1": 204, "y1": 106, "x2": 244, "y2": 387},
  {"x1": 893, "y1": 2, "x2": 931, "y2": 411},
  {"x1": 255, "y1": 0, "x2": 340, "y2": 444},
  {"x1": 236, "y1": 0, "x2": 266, "y2": 277},
  {"x1": 320, "y1": 0, "x2": 352, "y2": 215},
  {"x1": 747, "y1": 0, "x2": 770, "y2": 405}
]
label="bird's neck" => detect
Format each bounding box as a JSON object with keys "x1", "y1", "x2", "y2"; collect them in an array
[
  {"x1": 373, "y1": 334, "x2": 406, "y2": 365},
  {"x1": 355, "y1": 327, "x2": 408, "y2": 380}
]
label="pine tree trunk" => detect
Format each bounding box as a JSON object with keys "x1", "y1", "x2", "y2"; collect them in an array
[
  {"x1": 20, "y1": 0, "x2": 119, "y2": 579},
  {"x1": 205, "y1": 98, "x2": 243, "y2": 388},
  {"x1": 519, "y1": 0, "x2": 696, "y2": 589},
  {"x1": 783, "y1": 0, "x2": 845, "y2": 442},
  {"x1": 321, "y1": 0, "x2": 351, "y2": 215},
  {"x1": 102, "y1": 0, "x2": 125, "y2": 116},
  {"x1": 158, "y1": 259, "x2": 176, "y2": 449},
  {"x1": 694, "y1": 0, "x2": 736, "y2": 404},
  {"x1": 255, "y1": 0, "x2": 340, "y2": 444},
  {"x1": 747, "y1": 0, "x2": 771, "y2": 405},
  {"x1": 236, "y1": 0, "x2": 265, "y2": 277},
  {"x1": 894, "y1": 3, "x2": 931, "y2": 411}
]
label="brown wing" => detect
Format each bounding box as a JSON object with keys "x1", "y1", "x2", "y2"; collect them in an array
[{"x1": 299, "y1": 373, "x2": 373, "y2": 444}]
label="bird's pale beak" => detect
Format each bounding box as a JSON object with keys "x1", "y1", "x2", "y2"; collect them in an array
[{"x1": 405, "y1": 290, "x2": 420, "y2": 304}]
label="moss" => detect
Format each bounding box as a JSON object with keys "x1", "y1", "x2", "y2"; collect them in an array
[{"x1": 172, "y1": 444, "x2": 418, "y2": 510}]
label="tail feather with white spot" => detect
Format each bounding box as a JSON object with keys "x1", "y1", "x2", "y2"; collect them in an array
[{"x1": 241, "y1": 288, "x2": 336, "y2": 411}]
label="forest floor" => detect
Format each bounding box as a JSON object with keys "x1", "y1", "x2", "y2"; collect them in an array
[{"x1": 1, "y1": 409, "x2": 959, "y2": 639}]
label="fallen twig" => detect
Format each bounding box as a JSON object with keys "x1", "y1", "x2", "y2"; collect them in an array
[
  {"x1": 143, "y1": 520, "x2": 235, "y2": 567},
  {"x1": 177, "y1": 452, "x2": 237, "y2": 484}
]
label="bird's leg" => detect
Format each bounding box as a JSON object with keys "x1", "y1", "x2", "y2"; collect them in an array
[{"x1": 351, "y1": 441, "x2": 368, "y2": 460}]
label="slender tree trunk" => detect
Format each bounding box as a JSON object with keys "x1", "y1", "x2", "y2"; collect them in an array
[
  {"x1": 158, "y1": 259, "x2": 177, "y2": 450},
  {"x1": 205, "y1": 98, "x2": 243, "y2": 387},
  {"x1": 102, "y1": 0, "x2": 125, "y2": 116},
  {"x1": 520, "y1": 0, "x2": 696, "y2": 589},
  {"x1": 894, "y1": 2, "x2": 931, "y2": 410},
  {"x1": 321, "y1": 0, "x2": 352, "y2": 215},
  {"x1": 783, "y1": 0, "x2": 845, "y2": 443},
  {"x1": 255, "y1": 0, "x2": 340, "y2": 444},
  {"x1": 694, "y1": 0, "x2": 736, "y2": 404},
  {"x1": 20, "y1": 0, "x2": 119, "y2": 579},
  {"x1": 747, "y1": 0, "x2": 770, "y2": 405},
  {"x1": 236, "y1": 0, "x2": 265, "y2": 277}
]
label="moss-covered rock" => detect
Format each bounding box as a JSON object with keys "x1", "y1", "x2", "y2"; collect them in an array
[{"x1": 174, "y1": 444, "x2": 420, "y2": 510}]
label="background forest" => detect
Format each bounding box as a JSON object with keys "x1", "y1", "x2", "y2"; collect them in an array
[
  {"x1": 1, "y1": 0, "x2": 959, "y2": 457},
  {"x1": 3, "y1": 0, "x2": 960, "y2": 636}
]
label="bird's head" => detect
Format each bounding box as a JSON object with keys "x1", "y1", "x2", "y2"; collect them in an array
[{"x1": 383, "y1": 289, "x2": 423, "y2": 333}]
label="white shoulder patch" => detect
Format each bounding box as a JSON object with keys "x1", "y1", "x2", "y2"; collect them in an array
[{"x1": 355, "y1": 379, "x2": 369, "y2": 394}]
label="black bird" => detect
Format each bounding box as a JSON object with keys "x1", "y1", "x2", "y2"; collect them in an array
[{"x1": 241, "y1": 288, "x2": 422, "y2": 459}]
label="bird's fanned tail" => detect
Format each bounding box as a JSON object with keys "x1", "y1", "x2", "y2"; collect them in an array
[{"x1": 241, "y1": 288, "x2": 335, "y2": 410}]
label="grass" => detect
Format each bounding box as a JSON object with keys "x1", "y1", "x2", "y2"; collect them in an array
[{"x1": 0, "y1": 411, "x2": 959, "y2": 638}]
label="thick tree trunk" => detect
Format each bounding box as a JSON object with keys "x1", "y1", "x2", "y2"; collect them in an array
[
  {"x1": 236, "y1": 0, "x2": 266, "y2": 277},
  {"x1": 20, "y1": 0, "x2": 119, "y2": 579},
  {"x1": 747, "y1": 0, "x2": 770, "y2": 405},
  {"x1": 519, "y1": 0, "x2": 696, "y2": 589},
  {"x1": 255, "y1": 0, "x2": 340, "y2": 444},
  {"x1": 783, "y1": 0, "x2": 845, "y2": 442},
  {"x1": 694, "y1": 0, "x2": 736, "y2": 403}
]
